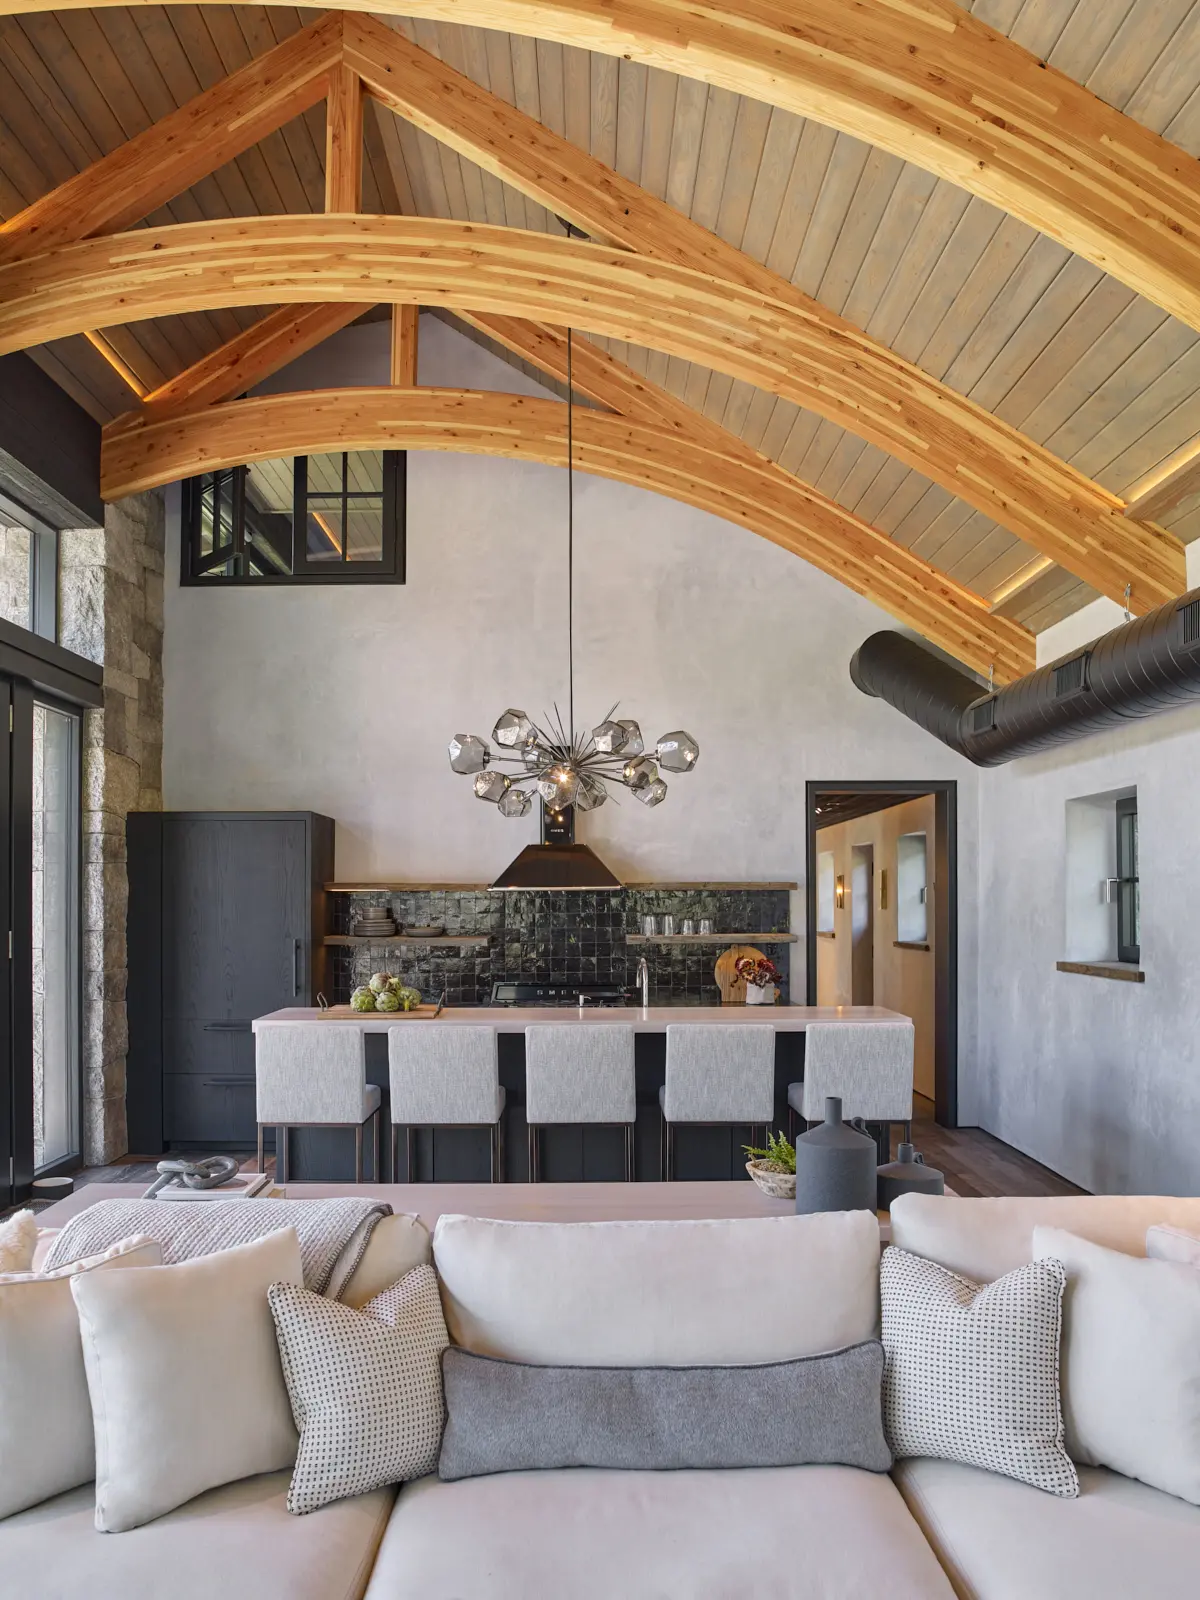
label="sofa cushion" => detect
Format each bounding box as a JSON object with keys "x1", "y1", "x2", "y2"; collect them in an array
[
  {"x1": 1035, "y1": 1227, "x2": 1200, "y2": 1504},
  {"x1": 337, "y1": 1214, "x2": 431, "y2": 1309},
  {"x1": 1147, "y1": 1224, "x2": 1200, "y2": 1270},
  {"x1": 438, "y1": 1340, "x2": 892, "y2": 1480},
  {"x1": 895, "y1": 1457, "x2": 1200, "y2": 1600},
  {"x1": 890, "y1": 1194, "x2": 1200, "y2": 1283},
  {"x1": 73, "y1": 1228, "x2": 303, "y2": 1531},
  {"x1": 431, "y1": 1212, "x2": 880, "y2": 1364},
  {"x1": 364, "y1": 1466, "x2": 957, "y2": 1598},
  {"x1": 270, "y1": 1265, "x2": 448, "y2": 1514},
  {"x1": 0, "y1": 1236, "x2": 163, "y2": 1520},
  {"x1": 0, "y1": 1472, "x2": 394, "y2": 1600},
  {"x1": 881, "y1": 1247, "x2": 1077, "y2": 1497}
]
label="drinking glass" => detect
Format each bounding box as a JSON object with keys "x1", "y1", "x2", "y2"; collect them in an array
[
  {"x1": 662, "y1": 915, "x2": 676, "y2": 936},
  {"x1": 642, "y1": 915, "x2": 657, "y2": 936},
  {"x1": 699, "y1": 918, "x2": 713, "y2": 935}
]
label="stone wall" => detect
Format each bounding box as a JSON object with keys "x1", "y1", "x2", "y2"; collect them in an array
[{"x1": 59, "y1": 492, "x2": 164, "y2": 1163}]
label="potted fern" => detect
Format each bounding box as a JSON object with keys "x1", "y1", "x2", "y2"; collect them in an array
[{"x1": 743, "y1": 1130, "x2": 796, "y2": 1200}]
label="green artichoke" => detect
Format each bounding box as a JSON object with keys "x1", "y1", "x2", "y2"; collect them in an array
[
  {"x1": 350, "y1": 986, "x2": 376, "y2": 1012},
  {"x1": 396, "y1": 985, "x2": 422, "y2": 1011},
  {"x1": 374, "y1": 989, "x2": 401, "y2": 1013},
  {"x1": 369, "y1": 971, "x2": 395, "y2": 994}
]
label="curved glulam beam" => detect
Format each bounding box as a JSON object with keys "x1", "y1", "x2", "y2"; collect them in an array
[
  {"x1": 102, "y1": 386, "x2": 1034, "y2": 681},
  {"x1": 3, "y1": 2, "x2": 1200, "y2": 335},
  {"x1": 1, "y1": 214, "x2": 1181, "y2": 612}
]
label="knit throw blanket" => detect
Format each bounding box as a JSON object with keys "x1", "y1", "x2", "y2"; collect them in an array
[{"x1": 43, "y1": 1197, "x2": 393, "y2": 1298}]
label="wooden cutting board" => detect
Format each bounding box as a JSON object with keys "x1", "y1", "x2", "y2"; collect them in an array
[
  {"x1": 714, "y1": 945, "x2": 766, "y2": 1005},
  {"x1": 319, "y1": 1004, "x2": 440, "y2": 1019}
]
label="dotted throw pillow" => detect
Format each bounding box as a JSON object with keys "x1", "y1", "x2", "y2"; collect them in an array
[
  {"x1": 880, "y1": 1245, "x2": 1078, "y2": 1497},
  {"x1": 269, "y1": 1264, "x2": 448, "y2": 1515}
]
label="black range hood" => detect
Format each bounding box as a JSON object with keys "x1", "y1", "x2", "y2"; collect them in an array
[{"x1": 491, "y1": 803, "x2": 622, "y2": 891}]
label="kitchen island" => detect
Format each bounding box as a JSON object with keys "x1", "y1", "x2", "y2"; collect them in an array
[{"x1": 253, "y1": 1004, "x2": 908, "y2": 1183}]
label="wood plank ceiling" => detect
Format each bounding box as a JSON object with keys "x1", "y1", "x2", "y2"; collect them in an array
[{"x1": 3, "y1": 3, "x2": 1200, "y2": 635}]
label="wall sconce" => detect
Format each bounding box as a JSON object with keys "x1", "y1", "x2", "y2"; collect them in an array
[{"x1": 835, "y1": 874, "x2": 845, "y2": 909}]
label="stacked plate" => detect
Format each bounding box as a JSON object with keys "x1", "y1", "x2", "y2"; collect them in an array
[{"x1": 353, "y1": 909, "x2": 397, "y2": 939}]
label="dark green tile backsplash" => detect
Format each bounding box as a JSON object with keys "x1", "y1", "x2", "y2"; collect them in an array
[{"x1": 330, "y1": 888, "x2": 791, "y2": 1005}]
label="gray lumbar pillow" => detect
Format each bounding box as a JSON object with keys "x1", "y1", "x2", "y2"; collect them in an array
[{"x1": 438, "y1": 1340, "x2": 891, "y2": 1481}]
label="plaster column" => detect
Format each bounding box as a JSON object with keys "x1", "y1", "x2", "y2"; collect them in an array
[{"x1": 59, "y1": 492, "x2": 165, "y2": 1163}]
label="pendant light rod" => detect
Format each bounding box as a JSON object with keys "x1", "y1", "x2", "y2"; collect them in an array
[{"x1": 567, "y1": 323, "x2": 575, "y2": 741}]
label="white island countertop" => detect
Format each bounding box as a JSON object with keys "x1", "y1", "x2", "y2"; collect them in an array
[{"x1": 254, "y1": 1004, "x2": 909, "y2": 1032}]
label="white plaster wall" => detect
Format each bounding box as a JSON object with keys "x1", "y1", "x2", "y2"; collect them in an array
[
  {"x1": 163, "y1": 318, "x2": 983, "y2": 1110},
  {"x1": 977, "y1": 707, "x2": 1200, "y2": 1195}
]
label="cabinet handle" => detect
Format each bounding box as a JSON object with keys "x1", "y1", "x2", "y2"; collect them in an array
[
  {"x1": 203, "y1": 1022, "x2": 251, "y2": 1033},
  {"x1": 202, "y1": 1077, "x2": 252, "y2": 1087},
  {"x1": 293, "y1": 938, "x2": 302, "y2": 998}
]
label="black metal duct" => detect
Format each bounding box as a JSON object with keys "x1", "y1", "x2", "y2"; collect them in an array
[{"x1": 850, "y1": 586, "x2": 1200, "y2": 766}]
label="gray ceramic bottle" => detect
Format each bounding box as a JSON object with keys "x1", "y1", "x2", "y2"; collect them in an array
[
  {"x1": 875, "y1": 1143, "x2": 945, "y2": 1211},
  {"x1": 794, "y1": 1096, "x2": 878, "y2": 1214}
]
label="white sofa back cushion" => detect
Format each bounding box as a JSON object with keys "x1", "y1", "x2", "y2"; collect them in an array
[
  {"x1": 1034, "y1": 1226, "x2": 1200, "y2": 1505},
  {"x1": 432, "y1": 1212, "x2": 880, "y2": 1365},
  {"x1": 72, "y1": 1227, "x2": 304, "y2": 1532},
  {"x1": 890, "y1": 1195, "x2": 1200, "y2": 1283},
  {"x1": 0, "y1": 1236, "x2": 162, "y2": 1520}
]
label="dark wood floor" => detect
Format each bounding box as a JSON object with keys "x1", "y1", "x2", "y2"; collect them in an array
[
  {"x1": 904, "y1": 1096, "x2": 1085, "y2": 1198},
  {"x1": 71, "y1": 1100, "x2": 1085, "y2": 1199}
]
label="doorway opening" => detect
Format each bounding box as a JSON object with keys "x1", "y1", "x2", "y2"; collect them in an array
[{"x1": 805, "y1": 781, "x2": 958, "y2": 1128}]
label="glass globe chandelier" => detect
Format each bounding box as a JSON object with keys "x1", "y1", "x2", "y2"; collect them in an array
[{"x1": 448, "y1": 326, "x2": 698, "y2": 817}]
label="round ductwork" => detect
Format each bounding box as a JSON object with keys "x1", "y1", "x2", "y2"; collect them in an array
[{"x1": 850, "y1": 589, "x2": 1200, "y2": 766}]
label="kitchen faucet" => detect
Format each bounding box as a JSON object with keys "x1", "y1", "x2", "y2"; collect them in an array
[{"x1": 636, "y1": 956, "x2": 650, "y2": 1009}]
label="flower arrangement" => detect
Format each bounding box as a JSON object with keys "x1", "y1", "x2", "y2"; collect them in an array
[{"x1": 734, "y1": 955, "x2": 781, "y2": 991}]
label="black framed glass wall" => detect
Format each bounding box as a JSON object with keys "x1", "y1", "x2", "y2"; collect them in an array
[
  {"x1": 0, "y1": 621, "x2": 100, "y2": 1207},
  {"x1": 182, "y1": 450, "x2": 406, "y2": 584}
]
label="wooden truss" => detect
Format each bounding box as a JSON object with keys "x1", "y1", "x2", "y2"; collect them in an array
[{"x1": 6, "y1": 7, "x2": 1198, "y2": 673}]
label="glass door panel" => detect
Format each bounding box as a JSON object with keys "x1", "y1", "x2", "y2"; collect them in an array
[{"x1": 32, "y1": 701, "x2": 79, "y2": 1171}]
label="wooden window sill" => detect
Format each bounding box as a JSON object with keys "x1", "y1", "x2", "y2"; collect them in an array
[
  {"x1": 894, "y1": 940, "x2": 930, "y2": 951},
  {"x1": 1056, "y1": 960, "x2": 1145, "y2": 984}
]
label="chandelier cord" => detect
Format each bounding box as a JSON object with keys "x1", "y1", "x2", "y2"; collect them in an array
[{"x1": 567, "y1": 325, "x2": 575, "y2": 744}]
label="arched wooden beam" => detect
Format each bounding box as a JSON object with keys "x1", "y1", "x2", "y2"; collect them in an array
[
  {"x1": 103, "y1": 386, "x2": 1032, "y2": 682},
  {"x1": 1, "y1": 215, "x2": 1182, "y2": 612},
  {"x1": 3, "y1": 1, "x2": 1200, "y2": 337}
]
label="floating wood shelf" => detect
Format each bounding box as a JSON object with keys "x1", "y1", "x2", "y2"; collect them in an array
[
  {"x1": 324, "y1": 934, "x2": 490, "y2": 947},
  {"x1": 627, "y1": 932, "x2": 798, "y2": 945}
]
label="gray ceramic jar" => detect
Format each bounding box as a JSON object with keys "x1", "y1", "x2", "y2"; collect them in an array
[
  {"x1": 875, "y1": 1143, "x2": 945, "y2": 1211},
  {"x1": 794, "y1": 1096, "x2": 878, "y2": 1214}
]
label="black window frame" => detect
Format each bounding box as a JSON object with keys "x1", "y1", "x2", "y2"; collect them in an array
[
  {"x1": 1115, "y1": 795, "x2": 1140, "y2": 965},
  {"x1": 181, "y1": 451, "x2": 406, "y2": 587}
]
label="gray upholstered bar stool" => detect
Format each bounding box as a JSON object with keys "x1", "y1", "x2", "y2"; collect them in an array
[
  {"x1": 255, "y1": 1023, "x2": 381, "y2": 1182},
  {"x1": 525, "y1": 1024, "x2": 637, "y2": 1181},
  {"x1": 659, "y1": 1024, "x2": 776, "y2": 1181},
  {"x1": 388, "y1": 1024, "x2": 506, "y2": 1182},
  {"x1": 788, "y1": 1020, "x2": 915, "y2": 1149}
]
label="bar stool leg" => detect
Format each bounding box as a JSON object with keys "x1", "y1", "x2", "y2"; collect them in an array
[
  {"x1": 527, "y1": 1124, "x2": 538, "y2": 1183},
  {"x1": 355, "y1": 1122, "x2": 364, "y2": 1184},
  {"x1": 256, "y1": 1123, "x2": 264, "y2": 1174},
  {"x1": 625, "y1": 1122, "x2": 634, "y2": 1181},
  {"x1": 659, "y1": 1111, "x2": 666, "y2": 1181},
  {"x1": 497, "y1": 1113, "x2": 505, "y2": 1183},
  {"x1": 391, "y1": 1124, "x2": 399, "y2": 1184},
  {"x1": 280, "y1": 1126, "x2": 289, "y2": 1184},
  {"x1": 406, "y1": 1126, "x2": 417, "y2": 1183},
  {"x1": 665, "y1": 1119, "x2": 675, "y2": 1182},
  {"x1": 373, "y1": 1109, "x2": 380, "y2": 1183}
]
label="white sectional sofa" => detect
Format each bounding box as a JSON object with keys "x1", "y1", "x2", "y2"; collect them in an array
[{"x1": 4, "y1": 1192, "x2": 1200, "y2": 1600}]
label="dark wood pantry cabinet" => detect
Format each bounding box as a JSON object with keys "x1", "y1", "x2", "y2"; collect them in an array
[{"x1": 126, "y1": 812, "x2": 334, "y2": 1154}]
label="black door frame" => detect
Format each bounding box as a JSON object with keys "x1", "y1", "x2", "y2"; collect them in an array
[
  {"x1": 804, "y1": 779, "x2": 959, "y2": 1129},
  {"x1": 0, "y1": 619, "x2": 101, "y2": 1207}
]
